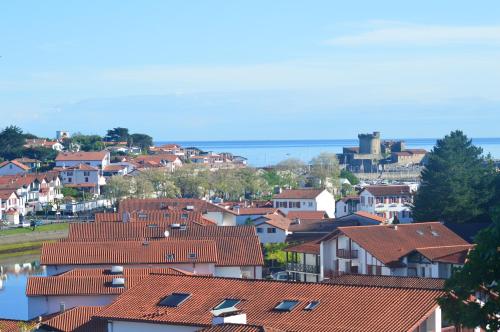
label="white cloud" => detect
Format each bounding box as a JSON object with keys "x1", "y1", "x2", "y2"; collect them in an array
[{"x1": 326, "y1": 23, "x2": 500, "y2": 46}]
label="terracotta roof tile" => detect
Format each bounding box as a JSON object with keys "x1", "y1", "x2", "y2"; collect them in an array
[
  {"x1": 236, "y1": 208, "x2": 280, "y2": 215},
  {"x1": 93, "y1": 210, "x2": 216, "y2": 226},
  {"x1": 40, "y1": 306, "x2": 107, "y2": 332},
  {"x1": 0, "y1": 160, "x2": 30, "y2": 170},
  {"x1": 119, "y1": 198, "x2": 237, "y2": 215},
  {"x1": 354, "y1": 211, "x2": 387, "y2": 223},
  {"x1": 273, "y1": 189, "x2": 324, "y2": 199},
  {"x1": 333, "y1": 222, "x2": 470, "y2": 265},
  {"x1": 198, "y1": 324, "x2": 284, "y2": 332},
  {"x1": 286, "y1": 211, "x2": 326, "y2": 220},
  {"x1": 254, "y1": 214, "x2": 291, "y2": 231},
  {"x1": 41, "y1": 240, "x2": 219, "y2": 265},
  {"x1": 284, "y1": 241, "x2": 320, "y2": 255},
  {"x1": 362, "y1": 185, "x2": 411, "y2": 196},
  {"x1": 56, "y1": 151, "x2": 109, "y2": 161},
  {"x1": 323, "y1": 274, "x2": 446, "y2": 290},
  {"x1": 27, "y1": 268, "x2": 192, "y2": 296},
  {"x1": 95, "y1": 274, "x2": 443, "y2": 332}
]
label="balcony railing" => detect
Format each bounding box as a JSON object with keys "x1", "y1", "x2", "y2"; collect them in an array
[
  {"x1": 286, "y1": 262, "x2": 320, "y2": 274},
  {"x1": 337, "y1": 249, "x2": 359, "y2": 259}
]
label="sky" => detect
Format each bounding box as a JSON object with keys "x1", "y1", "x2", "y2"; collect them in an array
[{"x1": 1, "y1": 1, "x2": 500, "y2": 141}]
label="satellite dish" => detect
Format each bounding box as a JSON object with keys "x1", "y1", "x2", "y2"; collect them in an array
[{"x1": 164, "y1": 230, "x2": 170, "y2": 238}]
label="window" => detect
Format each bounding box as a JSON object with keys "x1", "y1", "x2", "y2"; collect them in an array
[
  {"x1": 138, "y1": 212, "x2": 148, "y2": 219},
  {"x1": 83, "y1": 171, "x2": 90, "y2": 176},
  {"x1": 181, "y1": 213, "x2": 188, "y2": 219},
  {"x1": 164, "y1": 213, "x2": 171, "y2": 218},
  {"x1": 289, "y1": 201, "x2": 300, "y2": 208},
  {"x1": 67, "y1": 178, "x2": 72, "y2": 183},
  {"x1": 304, "y1": 301, "x2": 320, "y2": 311},
  {"x1": 158, "y1": 293, "x2": 191, "y2": 307},
  {"x1": 274, "y1": 300, "x2": 299, "y2": 312},
  {"x1": 85, "y1": 177, "x2": 89, "y2": 183},
  {"x1": 214, "y1": 299, "x2": 241, "y2": 310},
  {"x1": 67, "y1": 171, "x2": 73, "y2": 176},
  {"x1": 256, "y1": 228, "x2": 263, "y2": 233},
  {"x1": 308, "y1": 202, "x2": 313, "y2": 207},
  {"x1": 267, "y1": 227, "x2": 277, "y2": 234}
]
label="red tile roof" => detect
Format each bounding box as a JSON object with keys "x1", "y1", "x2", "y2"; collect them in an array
[
  {"x1": 41, "y1": 240, "x2": 219, "y2": 265},
  {"x1": 66, "y1": 223, "x2": 253, "y2": 241},
  {"x1": 236, "y1": 208, "x2": 280, "y2": 215},
  {"x1": 286, "y1": 211, "x2": 326, "y2": 220},
  {"x1": 134, "y1": 154, "x2": 180, "y2": 164},
  {"x1": 93, "y1": 210, "x2": 216, "y2": 226},
  {"x1": 61, "y1": 163, "x2": 99, "y2": 171},
  {"x1": 0, "y1": 319, "x2": 36, "y2": 332},
  {"x1": 95, "y1": 274, "x2": 443, "y2": 332},
  {"x1": 354, "y1": 211, "x2": 387, "y2": 223},
  {"x1": 40, "y1": 306, "x2": 107, "y2": 332},
  {"x1": 330, "y1": 222, "x2": 471, "y2": 265},
  {"x1": 323, "y1": 274, "x2": 446, "y2": 290},
  {"x1": 254, "y1": 214, "x2": 291, "y2": 231},
  {"x1": 103, "y1": 164, "x2": 127, "y2": 171},
  {"x1": 0, "y1": 189, "x2": 18, "y2": 200},
  {"x1": 119, "y1": 198, "x2": 237, "y2": 215},
  {"x1": 416, "y1": 245, "x2": 472, "y2": 264},
  {"x1": 27, "y1": 268, "x2": 192, "y2": 296},
  {"x1": 0, "y1": 160, "x2": 30, "y2": 170},
  {"x1": 273, "y1": 189, "x2": 324, "y2": 199},
  {"x1": 284, "y1": 241, "x2": 320, "y2": 255},
  {"x1": 198, "y1": 325, "x2": 284, "y2": 332},
  {"x1": 52, "y1": 224, "x2": 263, "y2": 267},
  {"x1": 56, "y1": 151, "x2": 108, "y2": 161},
  {"x1": 362, "y1": 185, "x2": 411, "y2": 196}
]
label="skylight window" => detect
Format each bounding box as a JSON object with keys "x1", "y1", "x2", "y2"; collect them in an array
[
  {"x1": 304, "y1": 301, "x2": 320, "y2": 311},
  {"x1": 158, "y1": 293, "x2": 191, "y2": 307},
  {"x1": 431, "y1": 230, "x2": 439, "y2": 237},
  {"x1": 274, "y1": 300, "x2": 299, "y2": 312},
  {"x1": 166, "y1": 253, "x2": 175, "y2": 261},
  {"x1": 147, "y1": 224, "x2": 158, "y2": 228},
  {"x1": 181, "y1": 213, "x2": 189, "y2": 219},
  {"x1": 214, "y1": 299, "x2": 241, "y2": 310},
  {"x1": 188, "y1": 253, "x2": 197, "y2": 259},
  {"x1": 416, "y1": 230, "x2": 424, "y2": 236},
  {"x1": 164, "y1": 213, "x2": 171, "y2": 218},
  {"x1": 138, "y1": 212, "x2": 148, "y2": 219}
]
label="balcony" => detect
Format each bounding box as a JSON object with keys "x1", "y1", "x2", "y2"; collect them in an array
[
  {"x1": 336, "y1": 249, "x2": 359, "y2": 259},
  {"x1": 286, "y1": 262, "x2": 320, "y2": 274}
]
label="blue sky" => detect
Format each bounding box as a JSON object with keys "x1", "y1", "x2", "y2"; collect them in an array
[{"x1": 1, "y1": 1, "x2": 500, "y2": 140}]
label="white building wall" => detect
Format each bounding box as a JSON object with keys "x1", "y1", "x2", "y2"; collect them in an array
[
  {"x1": 0, "y1": 163, "x2": 27, "y2": 176},
  {"x1": 255, "y1": 223, "x2": 288, "y2": 244},
  {"x1": 315, "y1": 190, "x2": 336, "y2": 218},
  {"x1": 28, "y1": 295, "x2": 116, "y2": 318},
  {"x1": 214, "y1": 266, "x2": 242, "y2": 278}
]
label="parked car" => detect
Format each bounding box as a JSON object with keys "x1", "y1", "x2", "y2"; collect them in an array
[{"x1": 271, "y1": 271, "x2": 288, "y2": 281}]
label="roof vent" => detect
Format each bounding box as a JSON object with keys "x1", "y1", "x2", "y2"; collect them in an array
[
  {"x1": 112, "y1": 278, "x2": 125, "y2": 287},
  {"x1": 164, "y1": 230, "x2": 170, "y2": 238},
  {"x1": 110, "y1": 266, "x2": 124, "y2": 274}
]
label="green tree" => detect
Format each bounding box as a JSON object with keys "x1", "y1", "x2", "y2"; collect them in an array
[
  {"x1": 173, "y1": 165, "x2": 206, "y2": 198},
  {"x1": 437, "y1": 209, "x2": 500, "y2": 331},
  {"x1": 105, "y1": 127, "x2": 129, "y2": 142},
  {"x1": 106, "y1": 176, "x2": 133, "y2": 203},
  {"x1": 340, "y1": 169, "x2": 360, "y2": 185},
  {"x1": 138, "y1": 169, "x2": 180, "y2": 198},
  {"x1": 309, "y1": 152, "x2": 340, "y2": 189},
  {"x1": 0, "y1": 125, "x2": 26, "y2": 160},
  {"x1": 129, "y1": 133, "x2": 153, "y2": 151},
  {"x1": 68, "y1": 133, "x2": 105, "y2": 151},
  {"x1": 413, "y1": 130, "x2": 495, "y2": 223},
  {"x1": 23, "y1": 147, "x2": 58, "y2": 163},
  {"x1": 61, "y1": 187, "x2": 81, "y2": 198},
  {"x1": 132, "y1": 175, "x2": 154, "y2": 198}
]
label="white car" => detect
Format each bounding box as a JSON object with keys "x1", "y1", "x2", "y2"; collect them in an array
[{"x1": 271, "y1": 271, "x2": 288, "y2": 281}]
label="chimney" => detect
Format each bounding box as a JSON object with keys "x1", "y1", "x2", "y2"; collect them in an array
[
  {"x1": 234, "y1": 205, "x2": 240, "y2": 214},
  {"x1": 59, "y1": 302, "x2": 66, "y2": 313},
  {"x1": 212, "y1": 311, "x2": 247, "y2": 326}
]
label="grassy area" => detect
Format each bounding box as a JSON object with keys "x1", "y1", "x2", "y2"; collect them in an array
[{"x1": 0, "y1": 222, "x2": 68, "y2": 236}]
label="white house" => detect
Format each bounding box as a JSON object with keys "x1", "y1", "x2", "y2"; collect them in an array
[
  {"x1": 103, "y1": 164, "x2": 129, "y2": 178},
  {"x1": 252, "y1": 213, "x2": 292, "y2": 244},
  {"x1": 233, "y1": 207, "x2": 283, "y2": 225},
  {"x1": 55, "y1": 150, "x2": 110, "y2": 170},
  {"x1": 272, "y1": 188, "x2": 335, "y2": 218},
  {"x1": 0, "y1": 160, "x2": 30, "y2": 176},
  {"x1": 358, "y1": 185, "x2": 414, "y2": 223},
  {"x1": 133, "y1": 154, "x2": 183, "y2": 172},
  {"x1": 335, "y1": 195, "x2": 360, "y2": 218},
  {"x1": 320, "y1": 222, "x2": 471, "y2": 280},
  {"x1": 59, "y1": 164, "x2": 106, "y2": 196},
  {"x1": 0, "y1": 190, "x2": 21, "y2": 223}
]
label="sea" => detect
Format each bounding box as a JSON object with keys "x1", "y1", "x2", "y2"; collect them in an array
[{"x1": 156, "y1": 138, "x2": 500, "y2": 167}]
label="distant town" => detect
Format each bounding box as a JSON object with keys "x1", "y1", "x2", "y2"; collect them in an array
[{"x1": 0, "y1": 125, "x2": 498, "y2": 331}]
